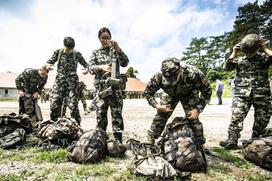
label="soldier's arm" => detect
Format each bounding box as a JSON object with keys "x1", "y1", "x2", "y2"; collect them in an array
[
  {"x1": 77, "y1": 52, "x2": 89, "y2": 68},
  {"x1": 143, "y1": 73, "x2": 162, "y2": 108},
  {"x1": 116, "y1": 50, "x2": 129, "y2": 67},
  {"x1": 194, "y1": 70, "x2": 212, "y2": 113},
  {"x1": 46, "y1": 50, "x2": 59, "y2": 65},
  {"x1": 15, "y1": 69, "x2": 28, "y2": 91},
  {"x1": 88, "y1": 50, "x2": 100, "y2": 75}
]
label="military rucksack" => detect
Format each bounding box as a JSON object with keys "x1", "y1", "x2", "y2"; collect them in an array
[
  {"x1": 0, "y1": 112, "x2": 32, "y2": 137},
  {"x1": 160, "y1": 117, "x2": 207, "y2": 172},
  {"x1": 106, "y1": 139, "x2": 126, "y2": 157},
  {"x1": 126, "y1": 139, "x2": 177, "y2": 178},
  {"x1": 242, "y1": 128, "x2": 272, "y2": 171},
  {"x1": 0, "y1": 128, "x2": 26, "y2": 149},
  {"x1": 37, "y1": 117, "x2": 82, "y2": 149},
  {"x1": 68, "y1": 129, "x2": 108, "y2": 163}
]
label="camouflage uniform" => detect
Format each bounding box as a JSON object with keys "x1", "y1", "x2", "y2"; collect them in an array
[
  {"x1": 144, "y1": 59, "x2": 212, "y2": 145},
  {"x1": 61, "y1": 81, "x2": 88, "y2": 116},
  {"x1": 47, "y1": 49, "x2": 89, "y2": 124},
  {"x1": 40, "y1": 89, "x2": 47, "y2": 103},
  {"x1": 15, "y1": 68, "x2": 47, "y2": 117},
  {"x1": 223, "y1": 53, "x2": 272, "y2": 140},
  {"x1": 88, "y1": 47, "x2": 129, "y2": 137}
]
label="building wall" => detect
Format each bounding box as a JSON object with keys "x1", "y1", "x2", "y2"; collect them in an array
[{"x1": 0, "y1": 88, "x2": 18, "y2": 99}]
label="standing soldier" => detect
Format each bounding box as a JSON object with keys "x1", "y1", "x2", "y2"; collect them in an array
[
  {"x1": 40, "y1": 88, "x2": 47, "y2": 103},
  {"x1": 15, "y1": 65, "x2": 50, "y2": 124},
  {"x1": 220, "y1": 34, "x2": 272, "y2": 149},
  {"x1": 144, "y1": 57, "x2": 212, "y2": 145},
  {"x1": 88, "y1": 27, "x2": 129, "y2": 143},
  {"x1": 46, "y1": 36, "x2": 89, "y2": 125}
]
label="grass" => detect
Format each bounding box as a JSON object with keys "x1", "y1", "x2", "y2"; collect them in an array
[
  {"x1": 211, "y1": 147, "x2": 252, "y2": 168},
  {"x1": 0, "y1": 98, "x2": 17, "y2": 102}
]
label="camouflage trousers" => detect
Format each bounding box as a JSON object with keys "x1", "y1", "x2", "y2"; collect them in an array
[
  {"x1": 228, "y1": 96, "x2": 271, "y2": 138},
  {"x1": 148, "y1": 92, "x2": 205, "y2": 145},
  {"x1": 50, "y1": 77, "x2": 81, "y2": 124},
  {"x1": 95, "y1": 91, "x2": 124, "y2": 133},
  {"x1": 19, "y1": 95, "x2": 35, "y2": 117}
]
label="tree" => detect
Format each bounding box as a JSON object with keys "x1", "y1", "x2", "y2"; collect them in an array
[{"x1": 126, "y1": 67, "x2": 138, "y2": 78}]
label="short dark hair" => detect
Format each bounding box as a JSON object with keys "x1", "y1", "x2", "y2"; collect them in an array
[
  {"x1": 98, "y1": 27, "x2": 111, "y2": 38},
  {"x1": 63, "y1": 36, "x2": 75, "y2": 48}
]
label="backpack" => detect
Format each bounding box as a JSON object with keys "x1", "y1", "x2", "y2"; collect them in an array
[
  {"x1": 160, "y1": 117, "x2": 207, "y2": 172},
  {"x1": 242, "y1": 128, "x2": 272, "y2": 171},
  {"x1": 106, "y1": 139, "x2": 126, "y2": 157},
  {"x1": 0, "y1": 128, "x2": 26, "y2": 149},
  {"x1": 36, "y1": 117, "x2": 82, "y2": 148},
  {"x1": 126, "y1": 139, "x2": 177, "y2": 178},
  {"x1": 68, "y1": 129, "x2": 108, "y2": 163},
  {"x1": 0, "y1": 112, "x2": 32, "y2": 137}
]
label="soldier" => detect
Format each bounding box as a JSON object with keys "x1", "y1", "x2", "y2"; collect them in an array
[
  {"x1": 40, "y1": 88, "x2": 47, "y2": 103},
  {"x1": 88, "y1": 27, "x2": 129, "y2": 143},
  {"x1": 220, "y1": 34, "x2": 272, "y2": 149},
  {"x1": 46, "y1": 36, "x2": 89, "y2": 125},
  {"x1": 15, "y1": 65, "x2": 50, "y2": 122},
  {"x1": 144, "y1": 57, "x2": 212, "y2": 145}
]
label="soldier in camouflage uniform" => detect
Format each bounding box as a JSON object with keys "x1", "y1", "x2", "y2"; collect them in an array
[
  {"x1": 220, "y1": 34, "x2": 272, "y2": 149},
  {"x1": 144, "y1": 57, "x2": 212, "y2": 145},
  {"x1": 46, "y1": 37, "x2": 89, "y2": 125},
  {"x1": 15, "y1": 66, "x2": 49, "y2": 119},
  {"x1": 88, "y1": 27, "x2": 129, "y2": 143},
  {"x1": 40, "y1": 89, "x2": 47, "y2": 103}
]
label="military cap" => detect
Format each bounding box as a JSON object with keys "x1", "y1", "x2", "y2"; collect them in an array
[
  {"x1": 240, "y1": 34, "x2": 260, "y2": 53},
  {"x1": 161, "y1": 57, "x2": 180, "y2": 77}
]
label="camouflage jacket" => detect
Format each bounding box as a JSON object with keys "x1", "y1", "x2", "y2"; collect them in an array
[
  {"x1": 144, "y1": 65, "x2": 212, "y2": 113},
  {"x1": 47, "y1": 49, "x2": 89, "y2": 78},
  {"x1": 224, "y1": 53, "x2": 272, "y2": 98},
  {"x1": 15, "y1": 68, "x2": 47, "y2": 95},
  {"x1": 89, "y1": 47, "x2": 129, "y2": 90}
]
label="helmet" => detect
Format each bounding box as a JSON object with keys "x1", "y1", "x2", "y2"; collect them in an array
[
  {"x1": 106, "y1": 140, "x2": 126, "y2": 157},
  {"x1": 161, "y1": 58, "x2": 181, "y2": 86},
  {"x1": 240, "y1": 34, "x2": 260, "y2": 53}
]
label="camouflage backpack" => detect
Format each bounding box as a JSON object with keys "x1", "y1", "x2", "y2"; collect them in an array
[
  {"x1": 160, "y1": 117, "x2": 207, "y2": 172},
  {"x1": 242, "y1": 128, "x2": 272, "y2": 171},
  {"x1": 126, "y1": 139, "x2": 177, "y2": 178},
  {"x1": 37, "y1": 117, "x2": 82, "y2": 149},
  {"x1": 0, "y1": 128, "x2": 26, "y2": 149},
  {"x1": 68, "y1": 129, "x2": 108, "y2": 163},
  {"x1": 0, "y1": 112, "x2": 32, "y2": 137}
]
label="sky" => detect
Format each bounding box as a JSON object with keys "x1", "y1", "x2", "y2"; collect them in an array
[{"x1": 0, "y1": 0, "x2": 264, "y2": 83}]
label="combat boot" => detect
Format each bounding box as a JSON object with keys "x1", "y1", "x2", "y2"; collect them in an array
[
  {"x1": 219, "y1": 133, "x2": 238, "y2": 149},
  {"x1": 113, "y1": 132, "x2": 123, "y2": 144},
  {"x1": 146, "y1": 131, "x2": 155, "y2": 144}
]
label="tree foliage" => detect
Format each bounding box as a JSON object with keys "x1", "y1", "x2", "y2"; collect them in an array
[{"x1": 126, "y1": 67, "x2": 138, "y2": 78}]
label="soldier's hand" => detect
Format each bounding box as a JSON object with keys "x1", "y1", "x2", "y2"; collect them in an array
[
  {"x1": 19, "y1": 90, "x2": 25, "y2": 97},
  {"x1": 111, "y1": 40, "x2": 122, "y2": 53},
  {"x1": 188, "y1": 109, "x2": 199, "y2": 120},
  {"x1": 233, "y1": 43, "x2": 241, "y2": 53},
  {"x1": 155, "y1": 104, "x2": 172, "y2": 113},
  {"x1": 259, "y1": 38, "x2": 267, "y2": 51},
  {"x1": 99, "y1": 64, "x2": 112, "y2": 72},
  {"x1": 32, "y1": 92, "x2": 39, "y2": 99}
]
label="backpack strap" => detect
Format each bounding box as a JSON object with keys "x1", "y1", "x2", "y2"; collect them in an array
[{"x1": 57, "y1": 48, "x2": 64, "y2": 62}]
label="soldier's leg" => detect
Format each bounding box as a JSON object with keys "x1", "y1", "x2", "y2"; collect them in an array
[
  {"x1": 68, "y1": 89, "x2": 81, "y2": 125},
  {"x1": 148, "y1": 93, "x2": 178, "y2": 141},
  {"x1": 220, "y1": 97, "x2": 251, "y2": 149},
  {"x1": 61, "y1": 97, "x2": 68, "y2": 117},
  {"x1": 96, "y1": 99, "x2": 109, "y2": 131},
  {"x1": 251, "y1": 97, "x2": 271, "y2": 138},
  {"x1": 181, "y1": 96, "x2": 205, "y2": 145},
  {"x1": 19, "y1": 97, "x2": 25, "y2": 115},
  {"x1": 81, "y1": 98, "x2": 87, "y2": 112},
  {"x1": 109, "y1": 93, "x2": 124, "y2": 143},
  {"x1": 50, "y1": 92, "x2": 63, "y2": 122}
]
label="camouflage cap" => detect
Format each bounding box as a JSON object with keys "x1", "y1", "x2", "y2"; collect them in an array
[
  {"x1": 161, "y1": 57, "x2": 180, "y2": 77},
  {"x1": 240, "y1": 34, "x2": 260, "y2": 53}
]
